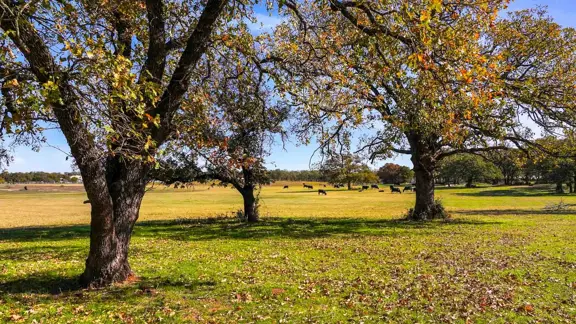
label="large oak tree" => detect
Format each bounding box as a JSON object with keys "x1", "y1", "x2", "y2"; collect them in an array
[
  {"x1": 273, "y1": 1, "x2": 576, "y2": 219},
  {"x1": 0, "y1": 0, "x2": 260, "y2": 287}
]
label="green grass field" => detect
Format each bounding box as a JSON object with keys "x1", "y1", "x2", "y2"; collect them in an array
[{"x1": 1, "y1": 183, "x2": 575, "y2": 323}]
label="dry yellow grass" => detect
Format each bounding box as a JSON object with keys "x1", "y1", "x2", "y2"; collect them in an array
[{"x1": 0, "y1": 182, "x2": 574, "y2": 228}]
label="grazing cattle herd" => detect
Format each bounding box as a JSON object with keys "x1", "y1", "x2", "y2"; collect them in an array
[
  {"x1": 160, "y1": 182, "x2": 416, "y2": 194},
  {"x1": 298, "y1": 182, "x2": 416, "y2": 195},
  {"x1": 82, "y1": 181, "x2": 417, "y2": 204},
  {"x1": 153, "y1": 181, "x2": 417, "y2": 199}
]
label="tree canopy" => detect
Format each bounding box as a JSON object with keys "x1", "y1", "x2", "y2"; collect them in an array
[
  {"x1": 159, "y1": 27, "x2": 288, "y2": 222},
  {"x1": 377, "y1": 163, "x2": 414, "y2": 184},
  {"x1": 318, "y1": 153, "x2": 378, "y2": 189},
  {"x1": 273, "y1": 0, "x2": 576, "y2": 219},
  {"x1": 437, "y1": 154, "x2": 502, "y2": 187}
]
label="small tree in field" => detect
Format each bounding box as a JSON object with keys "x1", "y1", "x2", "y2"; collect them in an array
[
  {"x1": 0, "y1": 0, "x2": 259, "y2": 287},
  {"x1": 274, "y1": 2, "x2": 576, "y2": 220},
  {"x1": 319, "y1": 154, "x2": 377, "y2": 189},
  {"x1": 377, "y1": 163, "x2": 414, "y2": 184},
  {"x1": 437, "y1": 154, "x2": 502, "y2": 187},
  {"x1": 160, "y1": 28, "x2": 288, "y2": 222},
  {"x1": 483, "y1": 149, "x2": 523, "y2": 185}
]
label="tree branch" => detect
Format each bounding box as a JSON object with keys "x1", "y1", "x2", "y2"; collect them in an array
[
  {"x1": 0, "y1": 0, "x2": 112, "y2": 208},
  {"x1": 141, "y1": 0, "x2": 167, "y2": 83},
  {"x1": 151, "y1": 0, "x2": 227, "y2": 144},
  {"x1": 437, "y1": 146, "x2": 509, "y2": 160}
]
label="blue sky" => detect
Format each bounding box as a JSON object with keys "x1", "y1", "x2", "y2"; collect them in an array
[{"x1": 4, "y1": 0, "x2": 575, "y2": 172}]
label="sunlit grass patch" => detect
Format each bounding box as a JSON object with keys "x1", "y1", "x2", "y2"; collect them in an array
[{"x1": 1, "y1": 183, "x2": 575, "y2": 322}]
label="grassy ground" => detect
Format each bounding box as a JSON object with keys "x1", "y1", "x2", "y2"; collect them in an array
[{"x1": 0, "y1": 183, "x2": 575, "y2": 323}]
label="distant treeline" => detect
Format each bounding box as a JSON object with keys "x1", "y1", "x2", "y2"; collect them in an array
[
  {"x1": 0, "y1": 172, "x2": 81, "y2": 184},
  {"x1": 268, "y1": 169, "x2": 325, "y2": 182}
]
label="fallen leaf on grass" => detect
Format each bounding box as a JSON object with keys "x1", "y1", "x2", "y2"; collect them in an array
[
  {"x1": 272, "y1": 288, "x2": 285, "y2": 296},
  {"x1": 517, "y1": 303, "x2": 534, "y2": 313}
]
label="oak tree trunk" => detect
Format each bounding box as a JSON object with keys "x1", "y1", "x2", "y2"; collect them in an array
[
  {"x1": 412, "y1": 162, "x2": 437, "y2": 220},
  {"x1": 556, "y1": 182, "x2": 564, "y2": 194},
  {"x1": 79, "y1": 159, "x2": 148, "y2": 288},
  {"x1": 240, "y1": 187, "x2": 258, "y2": 222},
  {"x1": 408, "y1": 134, "x2": 441, "y2": 221}
]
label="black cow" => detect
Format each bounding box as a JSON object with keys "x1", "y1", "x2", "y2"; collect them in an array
[
  {"x1": 334, "y1": 184, "x2": 340, "y2": 188},
  {"x1": 403, "y1": 186, "x2": 413, "y2": 192},
  {"x1": 362, "y1": 185, "x2": 369, "y2": 190},
  {"x1": 318, "y1": 189, "x2": 327, "y2": 195},
  {"x1": 283, "y1": 185, "x2": 289, "y2": 189},
  {"x1": 24, "y1": 186, "x2": 28, "y2": 191},
  {"x1": 371, "y1": 184, "x2": 379, "y2": 189},
  {"x1": 323, "y1": 184, "x2": 327, "y2": 188},
  {"x1": 390, "y1": 185, "x2": 402, "y2": 194}
]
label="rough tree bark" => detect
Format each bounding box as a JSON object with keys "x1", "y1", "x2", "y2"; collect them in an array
[
  {"x1": 408, "y1": 133, "x2": 440, "y2": 221},
  {"x1": 241, "y1": 186, "x2": 259, "y2": 223},
  {"x1": 79, "y1": 159, "x2": 148, "y2": 287}
]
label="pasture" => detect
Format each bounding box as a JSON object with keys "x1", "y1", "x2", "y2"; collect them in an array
[{"x1": 0, "y1": 183, "x2": 575, "y2": 323}]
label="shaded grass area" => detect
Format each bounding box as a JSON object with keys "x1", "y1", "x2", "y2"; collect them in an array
[
  {"x1": 1, "y1": 185, "x2": 576, "y2": 322},
  {"x1": 0, "y1": 216, "x2": 499, "y2": 243},
  {"x1": 454, "y1": 185, "x2": 566, "y2": 197}
]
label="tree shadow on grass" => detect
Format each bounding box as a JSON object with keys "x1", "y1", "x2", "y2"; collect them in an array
[
  {"x1": 0, "y1": 217, "x2": 501, "y2": 244},
  {"x1": 0, "y1": 270, "x2": 218, "y2": 296},
  {"x1": 0, "y1": 225, "x2": 90, "y2": 243},
  {"x1": 453, "y1": 209, "x2": 576, "y2": 216},
  {"x1": 0, "y1": 245, "x2": 85, "y2": 261},
  {"x1": 133, "y1": 217, "x2": 502, "y2": 242},
  {"x1": 454, "y1": 185, "x2": 568, "y2": 197},
  {"x1": 0, "y1": 272, "x2": 83, "y2": 295}
]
